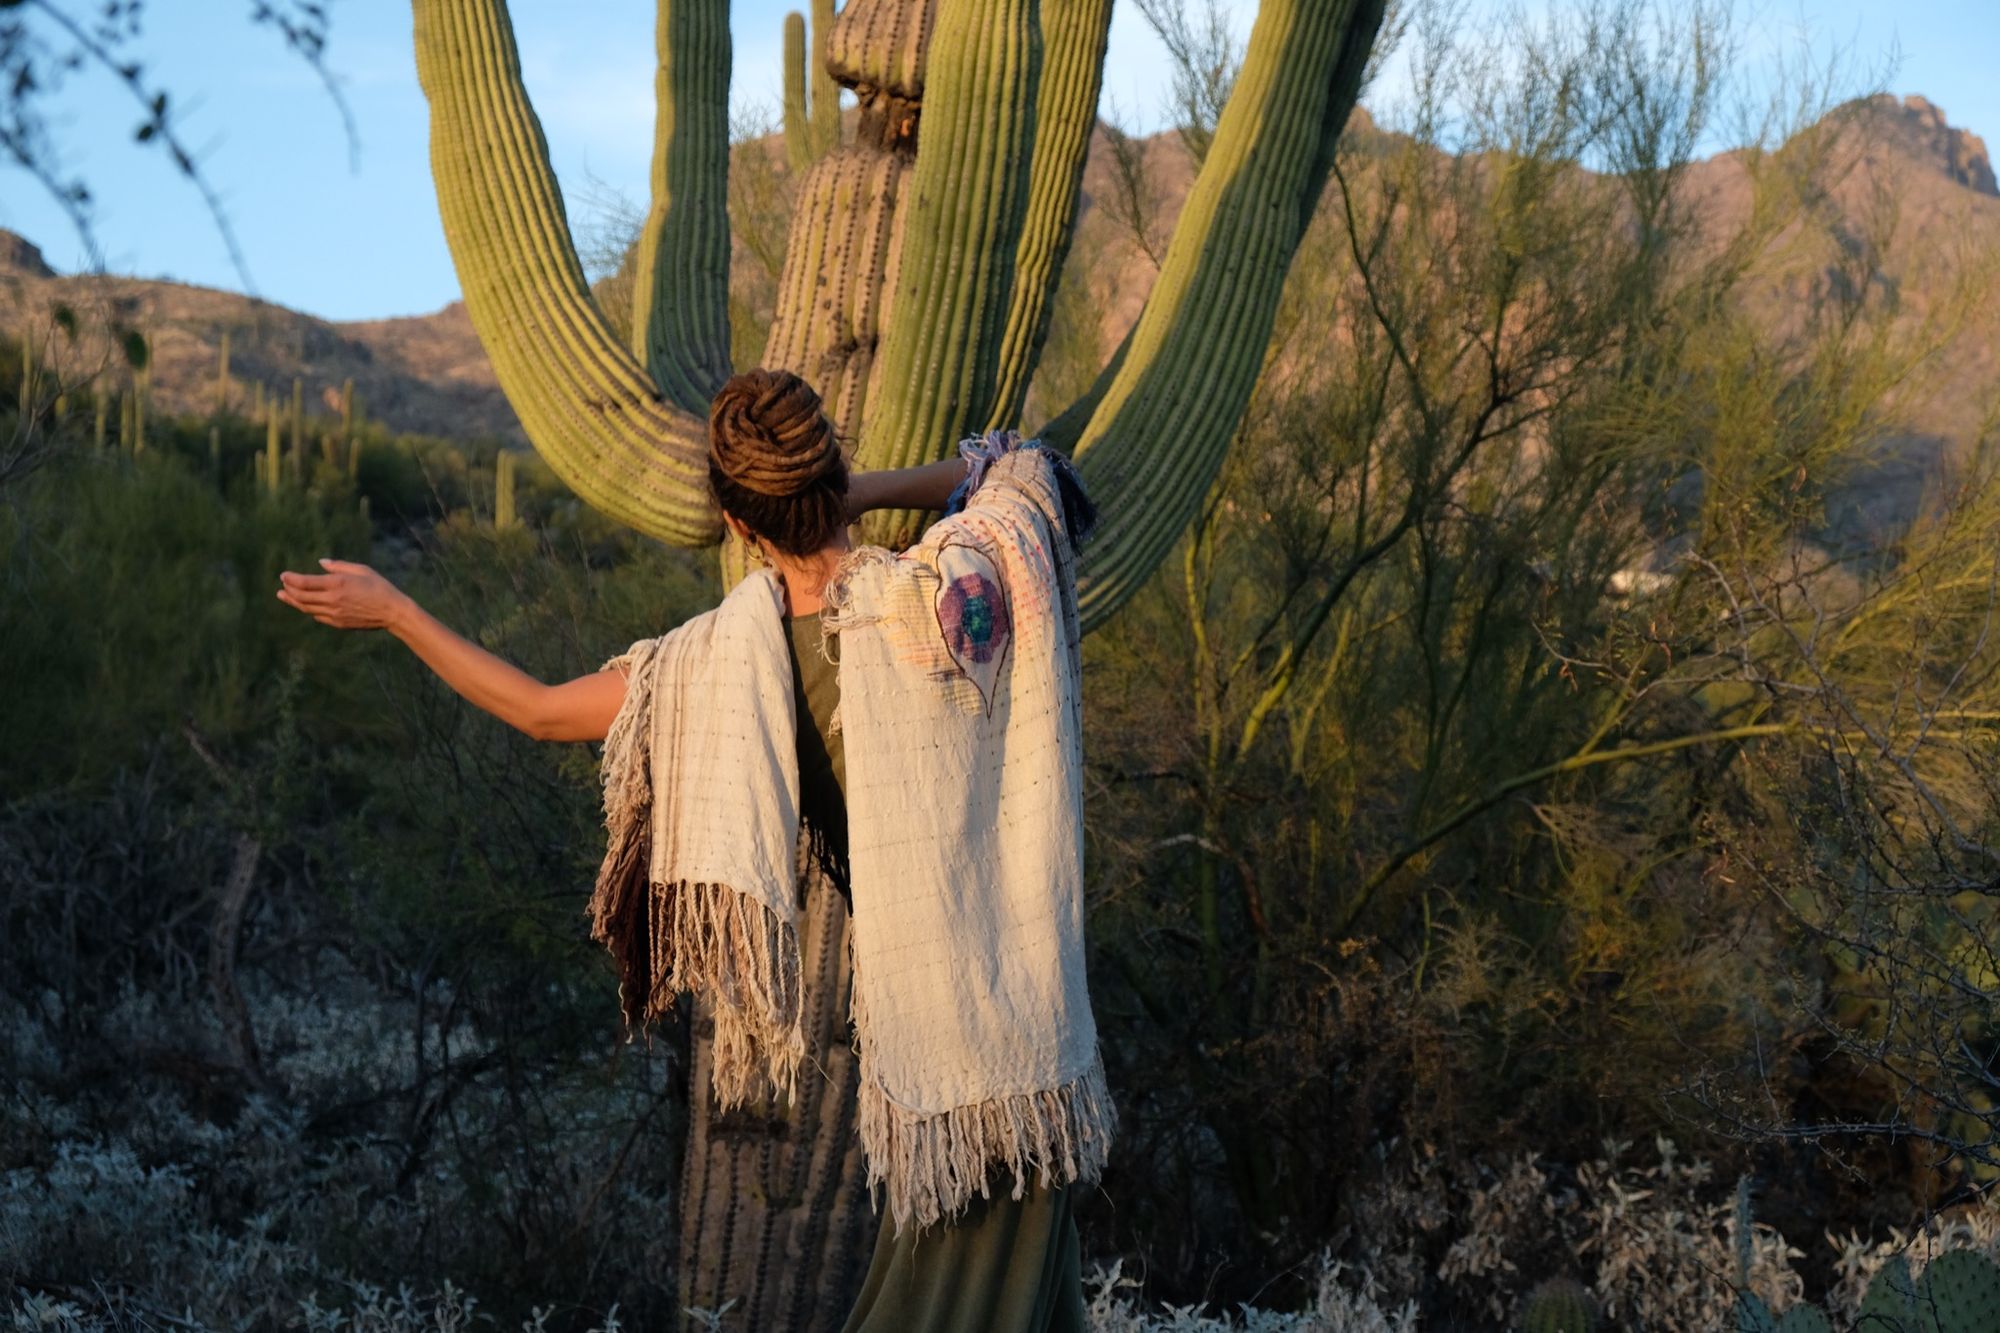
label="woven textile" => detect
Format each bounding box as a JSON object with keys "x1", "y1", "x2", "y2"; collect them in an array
[{"x1": 593, "y1": 441, "x2": 1112, "y2": 1232}]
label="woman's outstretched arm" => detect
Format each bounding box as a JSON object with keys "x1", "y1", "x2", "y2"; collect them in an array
[
  {"x1": 844, "y1": 456, "x2": 969, "y2": 522},
  {"x1": 277, "y1": 558, "x2": 627, "y2": 742}
]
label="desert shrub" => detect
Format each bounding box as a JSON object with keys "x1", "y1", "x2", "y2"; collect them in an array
[{"x1": 1, "y1": 435, "x2": 715, "y2": 1327}]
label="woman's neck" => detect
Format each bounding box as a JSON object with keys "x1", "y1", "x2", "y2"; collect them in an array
[{"x1": 769, "y1": 533, "x2": 853, "y2": 616}]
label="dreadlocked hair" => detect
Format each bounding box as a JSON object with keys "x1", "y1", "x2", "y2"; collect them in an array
[{"x1": 708, "y1": 369, "x2": 850, "y2": 558}]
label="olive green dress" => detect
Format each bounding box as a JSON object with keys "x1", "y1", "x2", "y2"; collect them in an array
[{"x1": 784, "y1": 612, "x2": 1088, "y2": 1333}]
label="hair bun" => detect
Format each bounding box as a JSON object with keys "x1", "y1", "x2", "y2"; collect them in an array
[{"x1": 708, "y1": 369, "x2": 842, "y2": 499}]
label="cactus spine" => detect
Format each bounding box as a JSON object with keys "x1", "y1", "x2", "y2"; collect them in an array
[{"x1": 1522, "y1": 1277, "x2": 1598, "y2": 1333}]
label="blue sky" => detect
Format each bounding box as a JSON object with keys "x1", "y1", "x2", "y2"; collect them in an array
[{"x1": 2, "y1": 1, "x2": 1993, "y2": 321}]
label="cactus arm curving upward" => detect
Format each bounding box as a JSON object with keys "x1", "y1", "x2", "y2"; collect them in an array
[
  {"x1": 631, "y1": 0, "x2": 734, "y2": 411},
  {"x1": 811, "y1": 0, "x2": 842, "y2": 154},
  {"x1": 412, "y1": 0, "x2": 718, "y2": 546},
  {"x1": 984, "y1": 0, "x2": 1115, "y2": 429},
  {"x1": 853, "y1": 0, "x2": 1041, "y2": 546},
  {"x1": 1065, "y1": 0, "x2": 1388, "y2": 630},
  {"x1": 784, "y1": 11, "x2": 813, "y2": 171}
]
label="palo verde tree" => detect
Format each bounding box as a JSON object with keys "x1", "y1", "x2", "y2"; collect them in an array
[{"x1": 410, "y1": 0, "x2": 1386, "y2": 1322}]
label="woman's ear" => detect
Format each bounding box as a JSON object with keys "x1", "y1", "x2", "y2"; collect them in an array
[{"x1": 720, "y1": 511, "x2": 752, "y2": 545}]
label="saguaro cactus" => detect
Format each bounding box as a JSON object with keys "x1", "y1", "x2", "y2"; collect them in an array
[
  {"x1": 494, "y1": 448, "x2": 519, "y2": 528},
  {"x1": 214, "y1": 330, "x2": 232, "y2": 417},
  {"x1": 785, "y1": 0, "x2": 844, "y2": 171},
  {"x1": 411, "y1": 0, "x2": 1387, "y2": 1320},
  {"x1": 265, "y1": 408, "x2": 283, "y2": 493}
]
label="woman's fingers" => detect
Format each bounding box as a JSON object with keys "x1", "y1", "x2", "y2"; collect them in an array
[{"x1": 277, "y1": 560, "x2": 399, "y2": 632}]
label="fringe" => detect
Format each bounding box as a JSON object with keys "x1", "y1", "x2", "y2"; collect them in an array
[
  {"x1": 590, "y1": 634, "x2": 805, "y2": 1106},
  {"x1": 856, "y1": 1053, "x2": 1117, "y2": 1236},
  {"x1": 851, "y1": 927, "x2": 1114, "y2": 1234},
  {"x1": 592, "y1": 638, "x2": 664, "y2": 1037},
  {"x1": 818, "y1": 545, "x2": 897, "y2": 637},
  {"x1": 660, "y1": 878, "x2": 805, "y2": 1107}
]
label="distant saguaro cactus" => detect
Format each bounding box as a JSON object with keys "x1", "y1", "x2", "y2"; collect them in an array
[
  {"x1": 264, "y1": 408, "x2": 282, "y2": 494},
  {"x1": 411, "y1": 0, "x2": 1387, "y2": 1320},
  {"x1": 288, "y1": 378, "x2": 304, "y2": 479},
  {"x1": 214, "y1": 330, "x2": 232, "y2": 417},
  {"x1": 784, "y1": 0, "x2": 842, "y2": 171},
  {"x1": 494, "y1": 448, "x2": 518, "y2": 528}
]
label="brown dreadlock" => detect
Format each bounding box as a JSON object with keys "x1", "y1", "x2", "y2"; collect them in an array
[{"x1": 707, "y1": 369, "x2": 850, "y2": 557}]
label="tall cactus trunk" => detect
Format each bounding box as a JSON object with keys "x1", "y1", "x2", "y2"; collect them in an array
[{"x1": 675, "y1": 870, "x2": 873, "y2": 1330}]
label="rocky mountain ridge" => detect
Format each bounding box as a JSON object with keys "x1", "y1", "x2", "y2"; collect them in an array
[{"x1": 2, "y1": 94, "x2": 1993, "y2": 466}]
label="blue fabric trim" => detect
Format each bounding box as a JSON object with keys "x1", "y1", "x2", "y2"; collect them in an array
[{"x1": 942, "y1": 433, "x2": 1099, "y2": 552}]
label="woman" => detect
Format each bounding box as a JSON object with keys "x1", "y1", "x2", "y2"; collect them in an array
[{"x1": 278, "y1": 369, "x2": 1108, "y2": 1332}]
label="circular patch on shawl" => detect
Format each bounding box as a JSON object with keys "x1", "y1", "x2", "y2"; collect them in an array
[{"x1": 939, "y1": 570, "x2": 1011, "y2": 666}]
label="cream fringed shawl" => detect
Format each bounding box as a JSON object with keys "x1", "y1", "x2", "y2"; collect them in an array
[{"x1": 591, "y1": 441, "x2": 1113, "y2": 1232}]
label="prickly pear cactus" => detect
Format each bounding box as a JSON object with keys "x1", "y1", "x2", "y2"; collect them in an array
[
  {"x1": 1776, "y1": 1302, "x2": 1833, "y2": 1333},
  {"x1": 1859, "y1": 1255, "x2": 1922, "y2": 1332},
  {"x1": 1918, "y1": 1250, "x2": 2000, "y2": 1332},
  {"x1": 1735, "y1": 1293, "x2": 1779, "y2": 1333},
  {"x1": 1522, "y1": 1277, "x2": 1598, "y2": 1333}
]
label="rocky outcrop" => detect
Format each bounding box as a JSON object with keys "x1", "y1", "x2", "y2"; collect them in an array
[{"x1": 1857, "y1": 93, "x2": 1997, "y2": 196}]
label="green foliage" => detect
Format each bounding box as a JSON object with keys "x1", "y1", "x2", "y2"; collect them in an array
[{"x1": 1, "y1": 402, "x2": 718, "y2": 1324}]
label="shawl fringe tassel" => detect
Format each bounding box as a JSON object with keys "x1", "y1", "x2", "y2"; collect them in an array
[
  {"x1": 850, "y1": 928, "x2": 1114, "y2": 1233},
  {"x1": 592, "y1": 636, "x2": 806, "y2": 1107}
]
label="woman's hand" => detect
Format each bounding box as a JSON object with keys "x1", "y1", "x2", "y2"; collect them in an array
[
  {"x1": 276, "y1": 556, "x2": 625, "y2": 741},
  {"x1": 277, "y1": 558, "x2": 412, "y2": 631}
]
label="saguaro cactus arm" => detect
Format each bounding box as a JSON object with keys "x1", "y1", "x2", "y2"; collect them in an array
[
  {"x1": 412, "y1": 0, "x2": 718, "y2": 546},
  {"x1": 811, "y1": 0, "x2": 842, "y2": 153},
  {"x1": 785, "y1": 11, "x2": 813, "y2": 171},
  {"x1": 631, "y1": 0, "x2": 734, "y2": 411},
  {"x1": 1066, "y1": 0, "x2": 1388, "y2": 630},
  {"x1": 852, "y1": 0, "x2": 1041, "y2": 541},
  {"x1": 985, "y1": 0, "x2": 1115, "y2": 428}
]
